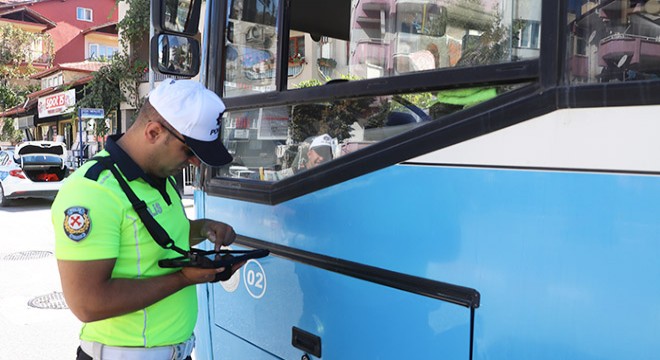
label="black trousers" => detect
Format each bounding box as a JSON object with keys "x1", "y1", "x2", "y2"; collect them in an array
[
  {"x1": 76, "y1": 346, "x2": 192, "y2": 360},
  {"x1": 76, "y1": 347, "x2": 92, "y2": 360}
]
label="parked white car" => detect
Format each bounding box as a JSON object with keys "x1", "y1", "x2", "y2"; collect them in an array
[{"x1": 0, "y1": 141, "x2": 69, "y2": 206}]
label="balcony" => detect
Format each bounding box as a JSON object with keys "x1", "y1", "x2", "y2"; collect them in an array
[
  {"x1": 28, "y1": 52, "x2": 52, "y2": 66},
  {"x1": 598, "y1": 33, "x2": 660, "y2": 71}
]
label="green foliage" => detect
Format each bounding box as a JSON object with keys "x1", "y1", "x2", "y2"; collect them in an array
[
  {"x1": 0, "y1": 84, "x2": 32, "y2": 143},
  {"x1": 454, "y1": 2, "x2": 516, "y2": 66},
  {"x1": 0, "y1": 84, "x2": 37, "y2": 111},
  {"x1": 75, "y1": 0, "x2": 150, "y2": 139},
  {"x1": 295, "y1": 79, "x2": 324, "y2": 88},
  {"x1": 290, "y1": 97, "x2": 375, "y2": 143},
  {"x1": 0, "y1": 24, "x2": 54, "y2": 84},
  {"x1": 117, "y1": 0, "x2": 150, "y2": 49},
  {"x1": 0, "y1": 86, "x2": 21, "y2": 111},
  {"x1": 0, "y1": 84, "x2": 36, "y2": 152},
  {"x1": 0, "y1": 118, "x2": 21, "y2": 143},
  {"x1": 77, "y1": 64, "x2": 123, "y2": 112},
  {"x1": 76, "y1": 53, "x2": 147, "y2": 134},
  {"x1": 398, "y1": 92, "x2": 436, "y2": 110},
  {"x1": 317, "y1": 58, "x2": 336, "y2": 68}
]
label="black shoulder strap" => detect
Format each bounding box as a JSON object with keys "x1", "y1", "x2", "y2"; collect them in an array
[
  {"x1": 88, "y1": 156, "x2": 188, "y2": 256},
  {"x1": 167, "y1": 177, "x2": 182, "y2": 199}
]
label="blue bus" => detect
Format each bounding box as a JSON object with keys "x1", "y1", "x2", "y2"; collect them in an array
[{"x1": 151, "y1": 0, "x2": 660, "y2": 358}]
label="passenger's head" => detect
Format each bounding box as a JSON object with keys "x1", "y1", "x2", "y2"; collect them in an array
[
  {"x1": 146, "y1": 79, "x2": 233, "y2": 167},
  {"x1": 306, "y1": 134, "x2": 334, "y2": 169}
]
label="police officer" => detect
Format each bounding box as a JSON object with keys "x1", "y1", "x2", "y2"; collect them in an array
[{"x1": 52, "y1": 80, "x2": 240, "y2": 360}]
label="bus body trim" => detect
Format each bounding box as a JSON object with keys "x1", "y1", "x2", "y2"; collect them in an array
[{"x1": 235, "y1": 234, "x2": 481, "y2": 309}]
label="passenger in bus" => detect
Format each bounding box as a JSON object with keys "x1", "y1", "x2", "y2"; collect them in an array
[
  {"x1": 52, "y1": 79, "x2": 242, "y2": 360},
  {"x1": 300, "y1": 133, "x2": 335, "y2": 171},
  {"x1": 265, "y1": 134, "x2": 336, "y2": 180}
]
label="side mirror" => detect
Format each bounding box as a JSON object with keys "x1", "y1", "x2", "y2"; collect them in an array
[
  {"x1": 152, "y1": 0, "x2": 202, "y2": 36},
  {"x1": 150, "y1": 34, "x2": 201, "y2": 77},
  {"x1": 151, "y1": 0, "x2": 202, "y2": 77}
]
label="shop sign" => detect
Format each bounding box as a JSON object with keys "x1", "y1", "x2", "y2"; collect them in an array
[{"x1": 38, "y1": 89, "x2": 76, "y2": 118}]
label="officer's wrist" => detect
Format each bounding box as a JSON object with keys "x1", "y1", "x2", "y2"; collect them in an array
[
  {"x1": 176, "y1": 270, "x2": 195, "y2": 287},
  {"x1": 197, "y1": 220, "x2": 210, "y2": 239}
]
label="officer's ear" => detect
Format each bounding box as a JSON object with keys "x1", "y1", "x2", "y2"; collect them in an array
[{"x1": 144, "y1": 120, "x2": 165, "y2": 144}]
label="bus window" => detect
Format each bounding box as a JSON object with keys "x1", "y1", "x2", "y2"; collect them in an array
[
  {"x1": 284, "y1": 0, "x2": 541, "y2": 89},
  {"x1": 224, "y1": 0, "x2": 279, "y2": 97},
  {"x1": 161, "y1": 0, "x2": 194, "y2": 33},
  {"x1": 215, "y1": 83, "x2": 525, "y2": 181},
  {"x1": 568, "y1": 0, "x2": 660, "y2": 83}
]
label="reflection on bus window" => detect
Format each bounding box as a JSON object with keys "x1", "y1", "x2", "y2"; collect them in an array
[
  {"x1": 163, "y1": 0, "x2": 193, "y2": 33},
  {"x1": 220, "y1": 0, "x2": 541, "y2": 94},
  {"x1": 568, "y1": 0, "x2": 660, "y2": 83},
  {"x1": 224, "y1": 0, "x2": 279, "y2": 97},
  {"x1": 214, "y1": 83, "x2": 528, "y2": 181},
  {"x1": 285, "y1": 0, "x2": 541, "y2": 89}
]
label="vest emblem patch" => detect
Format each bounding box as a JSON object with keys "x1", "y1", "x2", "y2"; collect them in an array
[{"x1": 63, "y1": 207, "x2": 91, "y2": 241}]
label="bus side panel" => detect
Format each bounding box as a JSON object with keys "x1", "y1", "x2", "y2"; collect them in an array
[
  {"x1": 211, "y1": 325, "x2": 281, "y2": 360},
  {"x1": 201, "y1": 163, "x2": 660, "y2": 359},
  {"x1": 210, "y1": 257, "x2": 471, "y2": 359}
]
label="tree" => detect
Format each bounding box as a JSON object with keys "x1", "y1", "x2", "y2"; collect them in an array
[
  {"x1": 0, "y1": 24, "x2": 54, "y2": 85},
  {"x1": 291, "y1": 78, "x2": 377, "y2": 142},
  {"x1": 75, "y1": 0, "x2": 150, "y2": 141},
  {"x1": 0, "y1": 23, "x2": 53, "y2": 143},
  {"x1": 0, "y1": 78, "x2": 38, "y2": 143}
]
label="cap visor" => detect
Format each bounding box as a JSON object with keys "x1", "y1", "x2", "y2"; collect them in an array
[{"x1": 183, "y1": 135, "x2": 233, "y2": 166}]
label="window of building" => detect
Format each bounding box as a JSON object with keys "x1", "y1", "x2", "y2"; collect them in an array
[
  {"x1": 518, "y1": 20, "x2": 541, "y2": 49},
  {"x1": 288, "y1": 36, "x2": 305, "y2": 64},
  {"x1": 77, "y1": 7, "x2": 93, "y2": 22},
  {"x1": 88, "y1": 44, "x2": 119, "y2": 60},
  {"x1": 41, "y1": 73, "x2": 63, "y2": 89},
  {"x1": 29, "y1": 37, "x2": 43, "y2": 62}
]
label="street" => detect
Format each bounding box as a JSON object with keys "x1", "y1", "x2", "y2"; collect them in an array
[
  {"x1": 0, "y1": 198, "x2": 80, "y2": 359},
  {"x1": 0, "y1": 197, "x2": 196, "y2": 359}
]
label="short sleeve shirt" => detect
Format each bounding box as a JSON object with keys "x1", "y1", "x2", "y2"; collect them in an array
[{"x1": 52, "y1": 134, "x2": 196, "y2": 347}]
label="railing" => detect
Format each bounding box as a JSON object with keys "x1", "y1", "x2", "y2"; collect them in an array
[
  {"x1": 139, "y1": 71, "x2": 191, "y2": 82},
  {"x1": 21, "y1": 52, "x2": 52, "y2": 65},
  {"x1": 601, "y1": 33, "x2": 660, "y2": 43},
  {"x1": 182, "y1": 163, "x2": 196, "y2": 195},
  {"x1": 288, "y1": 63, "x2": 304, "y2": 77}
]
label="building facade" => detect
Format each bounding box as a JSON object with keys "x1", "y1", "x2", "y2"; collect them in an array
[{"x1": 0, "y1": 0, "x2": 118, "y2": 167}]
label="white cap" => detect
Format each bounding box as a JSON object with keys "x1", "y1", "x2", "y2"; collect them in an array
[
  {"x1": 310, "y1": 133, "x2": 333, "y2": 149},
  {"x1": 148, "y1": 79, "x2": 232, "y2": 166}
]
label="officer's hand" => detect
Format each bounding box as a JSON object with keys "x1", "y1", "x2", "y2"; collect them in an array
[
  {"x1": 200, "y1": 220, "x2": 236, "y2": 251},
  {"x1": 180, "y1": 262, "x2": 246, "y2": 284},
  {"x1": 180, "y1": 266, "x2": 226, "y2": 284}
]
